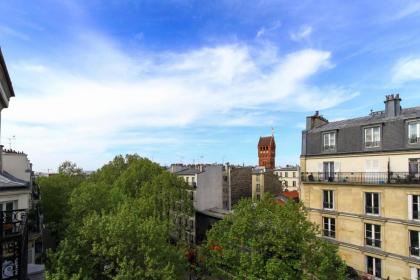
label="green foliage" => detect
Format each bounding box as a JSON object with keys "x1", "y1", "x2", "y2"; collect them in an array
[
  {"x1": 200, "y1": 196, "x2": 347, "y2": 280},
  {"x1": 46, "y1": 155, "x2": 192, "y2": 279},
  {"x1": 38, "y1": 170, "x2": 85, "y2": 244}
]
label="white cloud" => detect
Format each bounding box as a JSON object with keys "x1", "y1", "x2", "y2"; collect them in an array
[
  {"x1": 256, "y1": 21, "x2": 282, "y2": 38},
  {"x1": 290, "y1": 25, "x2": 312, "y2": 42},
  {"x1": 392, "y1": 56, "x2": 420, "y2": 83},
  {"x1": 3, "y1": 32, "x2": 356, "y2": 171}
]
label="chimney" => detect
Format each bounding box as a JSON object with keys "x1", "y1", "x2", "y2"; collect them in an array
[
  {"x1": 384, "y1": 94, "x2": 402, "y2": 117},
  {"x1": 306, "y1": 111, "x2": 329, "y2": 130},
  {"x1": 0, "y1": 145, "x2": 3, "y2": 173}
]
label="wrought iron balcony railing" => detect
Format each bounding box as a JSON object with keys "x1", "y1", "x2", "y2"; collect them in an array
[
  {"x1": 410, "y1": 246, "x2": 420, "y2": 257},
  {"x1": 0, "y1": 209, "x2": 28, "y2": 280},
  {"x1": 365, "y1": 141, "x2": 381, "y2": 148},
  {"x1": 409, "y1": 137, "x2": 420, "y2": 144},
  {"x1": 323, "y1": 230, "x2": 335, "y2": 238},
  {"x1": 365, "y1": 238, "x2": 381, "y2": 248},
  {"x1": 301, "y1": 172, "x2": 420, "y2": 185}
]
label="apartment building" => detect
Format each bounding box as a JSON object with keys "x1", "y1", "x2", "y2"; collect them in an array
[
  {"x1": 301, "y1": 94, "x2": 420, "y2": 279},
  {"x1": 170, "y1": 164, "x2": 252, "y2": 243},
  {"x1": 252, "y1": 167, "x2": 283, "y2": 200},
  {"x1": 274, "y1": 165, "x2": 300, "y2": 191}
]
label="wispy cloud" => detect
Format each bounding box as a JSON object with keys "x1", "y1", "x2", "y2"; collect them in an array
[
  {"x1": 392, "y1": 56, "x2": 420, "y2": 83},
  {"x1": 256, "y1": 21, "x2": 282, "y2": 38},
  {"x1": 0, "y1": 25, "x2": 29, "y2": 41},
  {"x1": 290, "y1": 25, "x2": 312, "y2": 42},
  {"x1": 3, "y1": 30, "x2": 356, "y2": 170}
]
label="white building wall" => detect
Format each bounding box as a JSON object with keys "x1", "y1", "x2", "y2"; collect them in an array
[
  {"x1": 3, "y1": 153, "x2": 31, "y2": 182},
  {"x1": 196, "y1": 166, "x2": 223, "y2": 211},
  {"x1": 0, "y1": 190, "x2": 30, "y2": 210}
]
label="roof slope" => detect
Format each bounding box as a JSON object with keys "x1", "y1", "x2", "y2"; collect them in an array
[
  {"x1": 258, "y1": 136, "x2": 275, "y2": 146},
  {"x1": 309, "y1": 106, "x2": 420, "y2": 133}
]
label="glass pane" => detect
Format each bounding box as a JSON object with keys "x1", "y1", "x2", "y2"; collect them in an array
[
  {"x1": 323, "y1": 134, "x2": 328, "y2": 146},
  {"x1": 409, "y1": 123, "x2": 417, "y2": 138},
  {"x1": 373, "y1": 127, "x2": 380, "y2": 141},
  {"x1": 411, "y1": 231, "x2": 419, "y2": 247},
  {"x1": 367, "y1": 256, "x2": 373, "y2": 273},
  {"x1": 6, "y1": 202, "x2": 13, "y2": 211},
  {"x1": 374, "y1": 193, "x2": 379, "y2": 207},
  {"x1": 375, "y1": 258, "x2": 381, "y2": 277},
  {"x1": 365, "y1": 128, "x2": 372, "y2": 142},
  {"x1": 330, "y1": 133, "x2": 335, "y2": 146}
]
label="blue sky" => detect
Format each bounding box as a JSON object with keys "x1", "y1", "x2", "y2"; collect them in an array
[{"x1": 1, "y1": 0, "x2": 420, "y2": 171}]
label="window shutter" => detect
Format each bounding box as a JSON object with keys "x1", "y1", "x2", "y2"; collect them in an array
[
  {"x1": 334, "y1": 162, "x2": 341, "y2": 173},
  {"x1": 411, "y1": 267, "x2": 417, "y2": 280},
  {"x1": 409, "y1": 195, "x2": 413, "y2": 220}
]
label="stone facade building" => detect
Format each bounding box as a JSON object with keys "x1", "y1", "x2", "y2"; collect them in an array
[
  {"x1": 301, "y1": 94, "x2": 420, "y2": 279},
  {"x1": 274, "y1": 165, "x2": 300, "y2": 191},
  {"x1": 252, "y1": 167, "x2": 283, "y2": 200}
]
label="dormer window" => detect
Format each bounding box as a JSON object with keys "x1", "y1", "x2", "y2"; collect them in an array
[
  {"x1": 364, "y1": 126, "x2": 381, "y2": 148},
  {"x1": 409, "y1": 121, "x2": 420, "y2": 144},
  {"x1": 323, "y1": 132, "x2": 336, "y2": 151}
]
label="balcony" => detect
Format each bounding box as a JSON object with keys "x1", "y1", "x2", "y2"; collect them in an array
[
  {"x1": 1, "y1": 209, "x2": 28, "y2": 280},
  {"x1": 409, "y1": 137, "x2": 420, "y2": 144},
  {"x1": 301, "y1": 172, "x2": 420, "y2": 185}
]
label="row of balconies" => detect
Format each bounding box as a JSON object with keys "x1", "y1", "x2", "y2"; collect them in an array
[{"x1": 302, "y1": 172, "x2": 420, "y2": 185}]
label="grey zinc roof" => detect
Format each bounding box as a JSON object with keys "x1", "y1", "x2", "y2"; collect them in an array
[
  {"x1": 309, "y1": 106, "x2": 420, "y2": 133},
  {"x1": 174, "y1": 168, "x2": 202, "y2": 175},
  {"x1": 0, "y1": 171, "x2": 28, "y2": 189},
  {"x1": 276, "y1": 166, "x2": 299, "y2": 171}
]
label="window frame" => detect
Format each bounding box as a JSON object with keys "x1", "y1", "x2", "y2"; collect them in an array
[
  {"x1": 408, "y1": 120, "x2": 420, "y2": 145},
  {"x1": 366, "y1": 255, "x2": 382, "y2": 279},
  {"x1": 365, "y1": 192, "x2": 380, "y2": 216},
  {"x1": 323, "y1": 190, "x2": 334, "y2": 210},
  {"x1": 322, "y1": 131, "x2": 336, "y2": 152},
  {"x1": 364, "y1": 126, "x2": 381, "y2": 148},
  {"x1": 410, "y1": 230, "x2": 420, "y2": 258},
  {"x1": 323, "y1": 217, "x2": 336, "y2": 238},
  {"x1": 365, "y1": 223, "x2": 381, "y2": 248}
]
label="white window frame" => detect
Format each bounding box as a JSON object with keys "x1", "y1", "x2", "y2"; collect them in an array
[
  {"x1": 366, "y1": 255, "x2": 382, "y2": 279},
  {"x1": 323, "y1": 217, "x2": 335, "y2": 238},
  {"x1": 410, "y1": 230, "x2": 420, "y2": 258},
  {"x1": 323, "y1": 190, "x2": 334, "y2": 210},
  {"x1": 409, "y1": 195, "x2": 420, "y2": 220},
  {"x1": 364, "y1": 126, "x2": 381, "y2": 148},
  {"x1": 365, "y1": 192, "x2": 380, "y2": 216},
  {"x1": 408, "y1": 121, "x2": 420, "y2": 144},
  {"x1": 323, "y1": 132, "x2": 336, "y2": 151},
  {"x1": 365, "y1": 223, "x2": 381, "y2": 248},
  {"x1": 410, "y1": 267, "x2": 420, "y2": 280}
]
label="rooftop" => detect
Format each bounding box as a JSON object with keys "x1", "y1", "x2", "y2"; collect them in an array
[
  {"x1": 258, "y1": 136, "x2": 275, "y2": 147},
  {"x1": 174, "y1": 168, "x2": 203, "y2": 176}
]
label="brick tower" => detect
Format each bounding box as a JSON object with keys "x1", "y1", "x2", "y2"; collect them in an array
[{"x1": 258, "y1": 135, "x2": 275, "y2": 169}]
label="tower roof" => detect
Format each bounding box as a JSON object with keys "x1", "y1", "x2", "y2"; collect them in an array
[{"x1": 258, "y1": 136, "x2": 275, "y2": 146}]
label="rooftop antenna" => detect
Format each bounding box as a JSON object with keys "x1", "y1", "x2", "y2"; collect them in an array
[{"x1": 8, "y1": 135, "x2": 15, "y2": 149}]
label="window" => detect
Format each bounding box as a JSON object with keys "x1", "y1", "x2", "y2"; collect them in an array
[
  {"x1": 365, "y1": 126, "x2": 381, "y2": 148},
  {"x1": 323, "y1": 161, "x2": 335, "y2": 181},
  {"x1": 285, "y1": 172, "x2": 288, "y2": 178},
  {"x1": 185, "y1": 177, "x2": 189, "y2": 183},
  {"x1": 256, "y1": 194, "x2": 261, "y2": 200},
  {"x1": 409, "y1": 121, "x2": 420, "y2": 144},
  {"x1": 411, "y1": 267, "x2": 420, "y2": 280},
  {"x1": 366, "y1": 256, "x2": 381, "y2": 278},
  {"x1": 192, "y1": 176, "x2": 195, "y2": 183},
  {"x1": 410, "y1": 195, "x2": 420, "y2": 220},
  {"x1": 323, "y1": 217, "x2": 335, "y2": 238},
  {"x1": 365, "y1": 192, "x2": 380, "y2": 215},
  {"x1": 323, "y1": 132, "x2": 336, "y2": 151},
  {"x1": 323, "y1": 190, "x2": 334, "y2": 209},
  {"x1": 293, "y1": 181, "x2": 296, "y2": 187},
  {"x1": 284, "y1": 181, "x2": 288, "y2": 187},
  {"x1": 410, "y1": 231, "x2": 420, "y2": 257},
  {"x1": 279, "y1": 172, "x2": 282, "y2": 178},
  {"x1": 293, "y1": 172, "x2": 296, "y2": 178},
  {"x1": 365, "y1": 224, "x2": 381, "y2": 248},
  {"x1": 256, "y1": 183, "x2": 260, "y2": 192},
  {"x1": 409, "y1": 159, "x2": 420, "y2": 177}
]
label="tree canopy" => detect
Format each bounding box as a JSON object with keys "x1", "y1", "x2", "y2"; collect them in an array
[
  {"x1": 43, "y1": 155, "x2": 193, "y2": 279},
  {"x1": 200, "y1": 196, "x2": 347, "y2": 280}
]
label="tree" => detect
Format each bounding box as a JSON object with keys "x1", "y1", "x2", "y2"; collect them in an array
[
  {"x1": 200, "y1": 196, "x2": 347, "y2": 280},
  {"x1": 47, "y1": 155, "x2": 193, "y2": 279},
  {"x1": 38, "y1": 171, "x2": 85, "y2": 246},
  {"x1": 58, "y1": 161, "x2": 83, "y2": 176}
]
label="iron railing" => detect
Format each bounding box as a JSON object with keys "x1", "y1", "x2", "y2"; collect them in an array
[
  {"x1": 365, "y1": 238, "x2": 381, "y2": 248},
  {"x1": 301, "y1": 172, "x2": 420, "y2": 185},
  {"x1": 0, "y1": 210, "x2": 28, "y2": 280},
  {"x1": 410, "y1": 246, "x2": 420, "y2": 257},
  {"x1": 323, "y1": 230, "x2": 335, "y2": 238}
]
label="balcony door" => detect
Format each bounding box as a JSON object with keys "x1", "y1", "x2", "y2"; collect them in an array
[
  {"x1": 365, "y1": 159, "x2": 380, "y2": 183},
  {"x1": 409, "y1": 159, "x2": 420, "y2": 183},
  {"x1": 323, "y1": 162, "x2": 334, "y2": 182}
]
